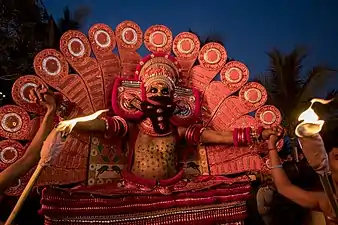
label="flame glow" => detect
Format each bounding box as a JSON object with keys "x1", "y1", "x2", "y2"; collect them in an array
[
  {"x1": 56, "y1": 109, "x2": 109, "y2": 134},
  {"x1": 295, "y1": 98, "x2": 333, "y2": 137}
]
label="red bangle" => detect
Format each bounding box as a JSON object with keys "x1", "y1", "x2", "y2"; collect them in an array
[
  {"x1": 243, "y1": 128, "x2": 247, "y2": 145},
  {"x1": 233, "y1": 128, "x2": 239, "y2": 147},
  {"x1": 245, "y1": 127, "x2": 252, "y2": 144},
  {"x1": 114, "y1": 116, "x2": 128, "y2": 137},
  {"x1": 185, "y1": 124, "x2": 203, "y2": 145},
  {"x1": 102, "y1": 116, "x2": 128, "y2": 138},
  {"x1": 241, "y1": 128, "x2": 246, "y2": 145},
  {"x1": 235, "y1": 128, "x2": 249, "y2": 146}
]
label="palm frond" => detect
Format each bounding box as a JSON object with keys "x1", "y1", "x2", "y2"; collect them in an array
[
  {"x1": 265, "y1": 49, "x2": 297, "y2": 115},
  {"x1": 283, "y1": 46, "x2": 307, "y2": 96},
  {"x1": 73, "y1": 5, "x2": 90, "y2": 26},
  {"x1": 260, "y1": 47, "x2": 335, "y2": 139},
  {"x1": 202, "y1": 33, "x2": 224, "y2": 46},
  {"x1": 188, "y1": 29, "x2": 201, "y2": 40},
  {"x1": 254, "y1": 73, "x2": 281, "y2": 108},
  {"x1": 326, "y1": 89, "x2": 338, "y2": 99},
  {"x1": 57, "y1": 6, "x2": 90, "y2": 33},
  {"x1": 297, "y1": 65, "x2": 337, "y2": 105}
]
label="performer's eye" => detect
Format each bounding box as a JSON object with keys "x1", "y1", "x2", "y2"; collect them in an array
[
  {"x1": 150, "y1": 88, "x2": 158, "y2": 93},
  {"x1": 161, "y1": 88, "x2": 169, "y2": 95}
]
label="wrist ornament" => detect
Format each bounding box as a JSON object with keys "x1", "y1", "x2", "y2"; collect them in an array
[
  {"x1": 266, "y1": 159, "x2": 283, "y2": 169},
  {"x1": 268, "y1": 147, "x2": 278, "y2": 152},
  {"x1": 185, "y1": 124, "x2": 205, "y2": 146},
  {"x1": 102, "y1": 116, "x2": 128, "y2": 139},
  {"x1": 233, "y1": 126, "x2": 264, "y2": 147}
]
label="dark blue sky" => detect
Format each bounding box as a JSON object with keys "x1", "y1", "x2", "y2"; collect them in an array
[{"x1": 43, "y1": 0, "x2": 338, "y2": 91}]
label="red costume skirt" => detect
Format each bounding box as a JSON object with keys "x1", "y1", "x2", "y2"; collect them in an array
[{"x1": 39, "y1": 175, "x2": 251, "y2": 224}]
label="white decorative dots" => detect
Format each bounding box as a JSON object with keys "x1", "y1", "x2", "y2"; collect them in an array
[
  {"x1": 68, "y1": 38, "x2": 85, "y2": 57},
  {"x1": 1, "y1": 113, "x2": 22, "y2": 132},
  {"x1": 94, "y1": 30, "x2": 111, "y2": 48},
  {"x1": 42, "y1": 56, "x2": 61, "y2": 76},
  {"x1": 0, "y1": 147, "x2": 18, "y2": 164},
  {"x1": 121, "y1": 27, "x2": 137, "y2": 45}
]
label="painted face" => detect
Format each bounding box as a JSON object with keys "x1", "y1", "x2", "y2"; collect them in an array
[
  {"x1": 146, "y1": 81, "x2": 171, "y2": 99},
  {"x1": 329, "y1": 147, "x2": 338, "y2": 173}
]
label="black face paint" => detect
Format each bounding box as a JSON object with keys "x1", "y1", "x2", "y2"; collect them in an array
[{"x1": 141, "y1": 96, "x2": 176, "y2": 134}]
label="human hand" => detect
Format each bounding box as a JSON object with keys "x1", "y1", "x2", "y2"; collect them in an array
[
  {"x1": 56, "y1": 119, "x2": 76, "y2": 137},
  {"x1": 262, "y1": 126, "x2": 284, "y2": 141},
  {"x1": 268, "y1": 134, "x2": 280, "y2": 148},
  {"x1": 29, "y1": 85, "x2": 56, "y2": 112}
]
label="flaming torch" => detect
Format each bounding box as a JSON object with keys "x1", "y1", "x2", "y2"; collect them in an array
[
  {"x1": 56, "y1": 109, "x2": 109, "y2": 135},
  {"x1": 295, "y1": 98, "x2": 338, "y2": 217},
  {"x1": 5, "y1": 109, "x2": 108, "y2": 225}
]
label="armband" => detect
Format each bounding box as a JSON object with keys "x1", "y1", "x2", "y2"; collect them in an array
[
  {"x1": 102, "y1": 116, "x2": 128, "y2": 139},
  {"x1": 233, "y1": 126, "x2": 264, "y2": 147},
  {"x1": 185, "y1": 124, "x2": 205, "y2": 146}
]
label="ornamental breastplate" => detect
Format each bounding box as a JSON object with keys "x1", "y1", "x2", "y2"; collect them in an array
[{"x1": 131, "y1": 130, "x2": 177, "y2": 180}]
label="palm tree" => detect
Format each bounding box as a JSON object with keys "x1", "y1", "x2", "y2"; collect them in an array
[
  {"x1": 255, "y1": 47, "x2": 337, "y2": 159},
  {"x1": 41, "y1": 6, "x2": 91, "y2": 49},
  {"x1": 47, "y1": 6, "x2": 90, "y2": 73},
  {"x1": 58, "y1": 6, "x2": 90, "y2": 33},
  {"x1": 0, "y1": 0, "x2": 51, "y2": 104}
]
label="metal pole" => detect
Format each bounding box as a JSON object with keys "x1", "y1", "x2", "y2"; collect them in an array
[{"x1": 319, "y1": 172, "x2": 338, "y2": 217}]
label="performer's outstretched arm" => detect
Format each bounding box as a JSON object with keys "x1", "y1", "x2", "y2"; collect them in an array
[
  {"x1": 179, "y1": 126, "x2": 278, "y2": 145},
  {"x1": 0, "y1": 86, "x2": 56, "y2": 194},
  {"x1": 74, "y1": 119, "x2": 106, "y2": 132},
  {"x1": 73, "y1": 116, "x2": 128, "y2": 138},
  {"x1": 200, "y1": 129, "x2": 233, "y2": 144}
]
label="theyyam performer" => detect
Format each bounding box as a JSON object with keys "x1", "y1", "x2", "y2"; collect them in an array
[{"x1": 0, "y1": 20, "x2": 284, "y2": 224}]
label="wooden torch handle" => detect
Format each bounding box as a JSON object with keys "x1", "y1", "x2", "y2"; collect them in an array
[{"x1": 5, "y1": 164, "x2": 43, "y2": 225}]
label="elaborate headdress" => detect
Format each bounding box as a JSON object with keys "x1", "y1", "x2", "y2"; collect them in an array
[
  {"x1": 0, "y1": 20, "x2": 284, "y2": 194},
  {"x1": 135, "y1": 53, "x2": 182, "y2": 94}
]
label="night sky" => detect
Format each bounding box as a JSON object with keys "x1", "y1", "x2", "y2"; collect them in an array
[{"x1": 44, "y1": 0, "x2": 338, "y2": 92}]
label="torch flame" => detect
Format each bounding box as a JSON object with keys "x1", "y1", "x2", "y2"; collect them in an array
[
  {"x1": 56, "y1": 109, "x2": 109, "y2": 134},
  {"x1": 295, "y1": 98, "x2": 334, "y2": 137}
]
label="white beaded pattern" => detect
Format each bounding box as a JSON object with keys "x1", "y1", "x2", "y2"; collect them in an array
[
  {"x1": 224, "y1": 68, "x2": 242, "y2": 83},
  {"x1": 121, "y1": 27, "x2": 137, "y2": 45},
  {"x1": 244, "y1": 88, "x2": 262, "y2": 103},
  {"x1": 0, "y1": 147, "x2": 18, "y2": 164},
  {"x1": 20, "y1": 82, "x2": 37, "y2": 102},
  {"x1": 68, "y1": 38, "x2": 85, "y2": 57},
  {"x1": 42, "y1": 56, "x2": 61, "y2": 76},
  {"x1": 177, "y1": 38, "x2": 194, "y2": 54},
  {"x1": 94, "y1": 30, "x2": 111, "y2": 48},
  {"x1": 150, "y1": 31, "x2": 167, "y2": 47},
  {"x1": 7, "y1": 178, "x2": 21, "y2": 190},
  {"x1": 260, "y1": 110, "x2": 276, "y2": 125},
  {"x1": 203, "y1": 48, "x2": 221, "y2": 64},
  {"x1": 1, "y1": 113, "x2": 22, "y2": 132}
]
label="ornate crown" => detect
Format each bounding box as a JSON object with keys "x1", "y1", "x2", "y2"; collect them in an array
[{"x1": 135, "y1": 53, "x2": 182, "y2": 93}]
